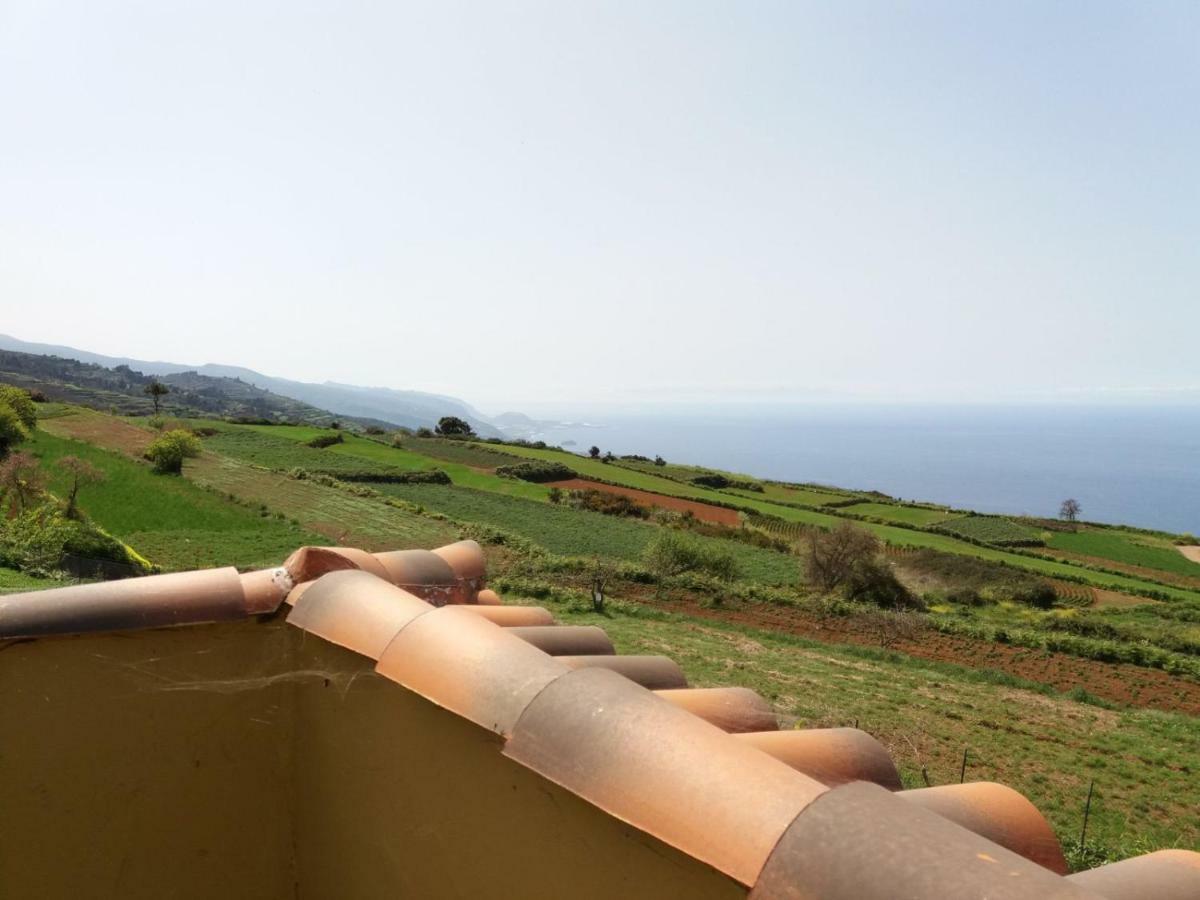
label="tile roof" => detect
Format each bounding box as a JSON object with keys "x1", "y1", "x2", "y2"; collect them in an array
[{"x1": 1, "y1": 539, "x2": 1196, "y2": 898}]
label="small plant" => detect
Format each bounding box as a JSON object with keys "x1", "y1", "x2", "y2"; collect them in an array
[
  {"x1": 145, "y1": 429, "x2": 202, "y2": 474},
  {"x1": 547, "y1": 487, "x2": 563, "y2": 504}
]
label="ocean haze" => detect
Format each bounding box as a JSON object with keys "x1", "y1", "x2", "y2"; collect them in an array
[{"x1": 522, "y1": 404, "x2": 1200, "y2": 535}]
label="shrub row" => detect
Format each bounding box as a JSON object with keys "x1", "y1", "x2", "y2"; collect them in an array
[{"x1": 495, "y1": 460, "x2": 576, "y2": 483}]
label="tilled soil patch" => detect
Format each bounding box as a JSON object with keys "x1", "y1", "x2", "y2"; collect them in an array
[{"x1": 651, "y1": 594, "x2": 1200, "y2": 716}]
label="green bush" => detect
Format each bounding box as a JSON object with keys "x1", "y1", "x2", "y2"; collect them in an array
[
  {"x1": 643, "y1": 529, "x2": 739, "y2": 582},
  {"x1": 0, "y1": 385, "x2": 37, "y2": 430},
  {"x1": 691, "y1": 473, "x2": 730, "y2": 489},
  {"x1": 0, "y1": 402, "x2": 29, "y2": 456},
  {"x1": 145, "y1": 430, "x2": 202, "y2": 474},
  {"x1": 567, "y1": 489, "x2": 650, "y2": 519},
  {"x1": 306, "y1": 432, "x2": 344, "y2": 449},
  {"x1": 495, "y1": 460, "x2": 576, "y2": 483}
]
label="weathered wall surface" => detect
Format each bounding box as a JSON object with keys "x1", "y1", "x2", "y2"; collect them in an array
[{"x1": 0, "y1": 620, "x2": 743, "y2": 900}]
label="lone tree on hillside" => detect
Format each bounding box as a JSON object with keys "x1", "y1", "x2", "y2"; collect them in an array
[
  {"x1": 588, "y1": 446, "x2": 601, "y2": 459},
  {"x1": 57, "y1": 455, "x2": 106, "y2": 519},
  {"x1": 1060, "y1": 498, "x2": 1082, "y2": 526},
  {"x1": 802, "y1": 521, "x2": 880, "y2": 593},
  {"x1": 143, "y1": 381, "x2": 169, "y2": 415},
  {"x1": 435, "y1": 416, "x2": 474, "y2": 437}
]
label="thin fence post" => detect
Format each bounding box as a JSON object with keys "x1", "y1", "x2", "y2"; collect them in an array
[
  {"x1": 959, "y1": 748, "x2": 968, "y2": 783},
  {"x1": 1079, "y1": 779, "x2": 1095, "y2": 850}
]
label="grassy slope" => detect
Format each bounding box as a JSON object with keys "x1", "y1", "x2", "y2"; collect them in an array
[
  {"x1": 223, "y1": 425, "x2": 551, "y2": 501},
  {"x1": 375, "y1": 482, "x2": 800, "y2": 585},
  {"x1": 1047, "y1": 529, "x2": 1200, "y2": 578},
  {"x1": 186, "y1": 453, "x2": 459, "y2": 552},
  {"x1": 24, "y1": 430, "x2": 321, "y2": 570},
  {"x1": 537, "y1": 597, "x2": 1199, "y2": 859}
]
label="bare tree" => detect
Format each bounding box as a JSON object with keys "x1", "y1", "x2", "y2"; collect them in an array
[
  {"x1": 143, "y1": 381, "x2": 169, "y2": 415},
  {"x1": 861, "y1": 607, "x2": 925, "y2": 649},
  {"x1": 802, "y1": 521, "x2": 880, "y2": 592},
  {"x1": 582, "y1": 557, "x2": 616, "y2": 613},
  {"x1": 0, "y1": 451, "x2": 45, "y2": 513},
  {"x1": 1060, "y1": 498, "x2": 1082, "y2": 527},
  {"x1": 57, "y1": 455, "x2": 106, "y2": 518}
]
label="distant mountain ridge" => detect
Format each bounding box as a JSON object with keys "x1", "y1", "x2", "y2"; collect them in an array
[{"x1": 0, "y1": 334, "x2": 505, "y2": 436}]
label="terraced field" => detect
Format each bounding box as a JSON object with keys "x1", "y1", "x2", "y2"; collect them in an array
[
  {"x1": 24, "y1": 429, "x2": 321, "y2": 571},
  {"x1": 375, "y1": 482, "x2": 800, "y2": 585},
  {"x1": 937, "y1": 515, "x2": 1043, "y2": 545},
  {"x1": 839, "y1": 501, "x2": 955, "y2": 526},
  {"x1": 1044, "y1": 529, "x2": 1200, "y2": 579},
  {"x1": 186, "y1": 454, "x2": 458, "y2": 551}
]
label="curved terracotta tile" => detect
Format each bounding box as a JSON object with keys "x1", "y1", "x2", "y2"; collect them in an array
[
  {"x1": 431, "y1": 540, "x2": 486, "y2": 584},
  {"x1": 655, "y1": 688, "x2": 778, "y2": 734},
  {"x1": 285, "y1": 579, "x2": 316, "y2": 607},
  {"x1": 751, "y1": 781, "x2": 1094, "y2": 899},
  {"x1": 283, "y1": 546, "x2": 390, "y2": 583},
  {"x1": 286, "y1": 570, "x2": 431, "y2": 659},
  {"x1": 557, "y1": 655, "x2": 688, "y2": 690},
  {"x1": 0, "y1": 567, "x2": 246, "y2": 638},
  {"x1": 504, "y1": 667, "x2": 827, "y2": 886},
  {"x1": 371, "y1": 548, "x2": 457, "y2": 587},
  {"x1": 1068, "y1": 849, "x2": 1200, "y2": 900},
  {"x1": 458, "y1": 605, "x2": 556, "y2": 626},
  {"x1": 506, "y1": 625, "x2": 615, "y2": 656},
  {"x1": 733, "y1": 728, "x2": 902, "y2": 790},
  {"x1": 475, "y1": 588, "x2": 502, "y2": 605},
  {"x1": 238, "y1": 567, "x2": 295, "y2": 614},
  {"x1": 375, "y1": 605, "x2": 569, "y2": 737},
  {"x1": 900, "y1": 783, "x2": 1068, "y2": 874}
]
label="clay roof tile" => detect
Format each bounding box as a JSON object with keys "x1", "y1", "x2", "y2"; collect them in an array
[
  {"x1": 733, "y1": 728, "x2": 903, "y2": 791},
  {"x1": 899, "y1": 782, "x2": 1068, "y2": 874},
  {"x1": 458, "y1": 605, "x2": 556, "y2": 627},
  {"x1": 557, "y1": 654, "x2": 689, "y2": 689},
  {"x1": 504, "y1": 666, "x2": 828, "y2": 886},
  {"x1": 286, "y1": 570, "x2": 432, "y2": 659},
  {"x1": 0, "y1": 567, "x2": 247, "y2": 638},
  {"x1": 430, "y1": 539, "x2": 486, "y2": 583},
  {"x1": 375, "y1": 605, "x2": 569, "y2": 737},
  {"x1": 284, "y1": 546, "x2": 390, "y2": 583},
  {"x1": 751, "y1": 781, "x2": 1097, "y2": 899},
  {"x1": 655, "y1": 687, "x2": 779, "y2": 733},
  {"x1": 1067, "y1": 849, "x2": 1200, "y2": 900},
  {"x1": 506, "y1": 624, "x2": 615, "y2": 656}
]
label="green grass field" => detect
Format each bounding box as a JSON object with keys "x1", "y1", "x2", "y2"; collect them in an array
[
  {"x1": 0, "y1": 567, "x2": 54, "y2": 593},
  {"x1": 840, "y1": 501, "x2": 955, "y2": 526},
  {"x1": 375, "y1": 482, "x2": 801, "y2": 585},
  {"x1": 1046, "y1": 529, "x2": 1200, "y2": 578},
  {"x1": 186, "y1": 454, "x2": 459, "y2": 552},
  {"x1": 24, "y1": 430, "x2": 322, "y2": 571},
  {"x1": 530, "y1": 595, "x2": 1200, "y2": 863},
  {"x1": 937, "y1": 516, "x2": 1043, "y2": 545}
]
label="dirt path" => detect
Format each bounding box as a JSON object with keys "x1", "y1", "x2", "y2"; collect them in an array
[
  {"x1": 547, "y1": 478, "x2": 741, "y2": 526},
  {"x1": 648, "y1": 593, "x2": 1200, "y2": 716}
]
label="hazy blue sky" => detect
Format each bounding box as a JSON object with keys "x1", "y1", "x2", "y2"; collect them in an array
[{"x1": 2, "y1": 2, "x2": 1197, "y2": 409}]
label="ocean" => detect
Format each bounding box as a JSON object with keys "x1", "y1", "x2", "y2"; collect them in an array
[{"x1": 522, "y1": 404, "x2": 1200, "y2": 535}]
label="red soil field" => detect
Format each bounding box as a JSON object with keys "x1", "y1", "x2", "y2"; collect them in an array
[{"x1": 546, "y1": 479, "x2": 741, "y2": 527}]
